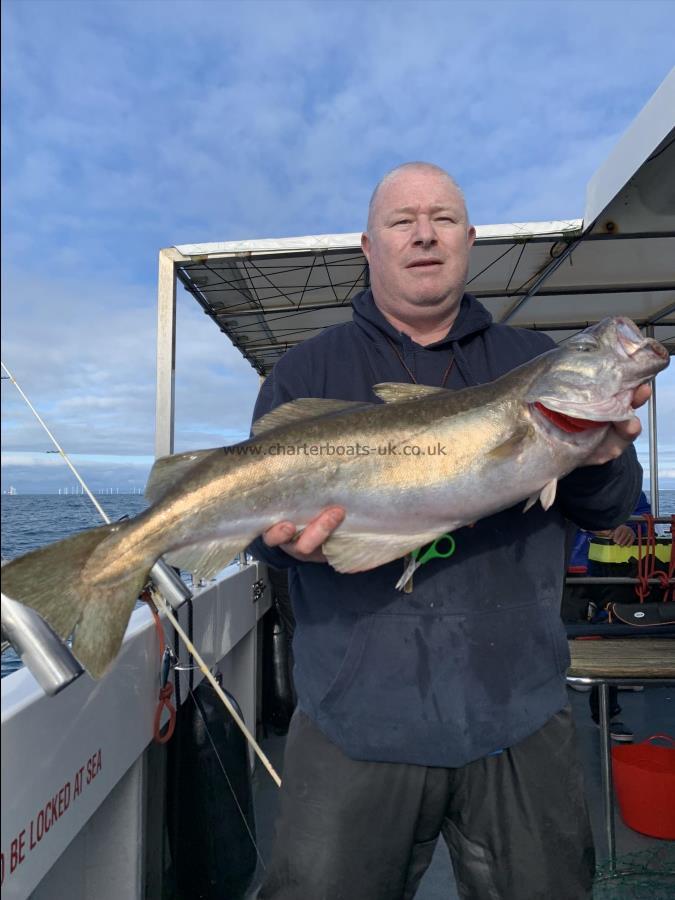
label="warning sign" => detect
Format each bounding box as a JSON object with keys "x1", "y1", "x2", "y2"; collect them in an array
[{"x1": 1, "y1": 749, "x2": 102, "y2": 886}]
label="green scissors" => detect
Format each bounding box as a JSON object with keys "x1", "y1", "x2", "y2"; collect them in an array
[
  {"x1": 398, "y1": 532, "x2": 456, "y2": 592},
  {"x1": 412, "y1": 533, "x2": 456, "y2": 568}
]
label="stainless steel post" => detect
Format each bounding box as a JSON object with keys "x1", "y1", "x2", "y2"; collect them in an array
[
  {"x1": 598, "y1": 682, "x2": 616, "y2": 870},
  {"x1": 1, "y1": 592, "x2": 83, "y2": 695},
  {"x1": 155, "y1": 248, "x2": 183, "y2": 459},
  {"x1": 150, "y1": 560, "x2": 193, "y2": 610},
  {"x1": 645, "y1": 325, "x2": 659, "y2": 515}
]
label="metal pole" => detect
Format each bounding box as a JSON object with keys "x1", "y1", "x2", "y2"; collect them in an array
[
  {"x1": 1, "y1": 592, "x2": 83, "y2": 695},
  {"x1": 598, "y1": 683, "x2": 616, "y2": 871},
  {"x1": 155, "y1": 248, "x2": 181, "y2": 459},
  {"x1": 499, "y1": 234, "x2": 583, "y2": 324},
  {"x1": 566, "y1": 576, "x2": 673, "y2": 585},
  {"x1": 645, "y1": 325, "x2": 660, "y2": 515}
]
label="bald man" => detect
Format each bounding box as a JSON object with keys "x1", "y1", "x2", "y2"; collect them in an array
[{"x1": 250, "y1": 163, "x2": 645, "y2": 899}]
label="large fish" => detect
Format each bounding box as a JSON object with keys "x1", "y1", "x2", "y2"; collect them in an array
[{"x1": 2, "y1": 317, "x2": 668, "y2": 677}]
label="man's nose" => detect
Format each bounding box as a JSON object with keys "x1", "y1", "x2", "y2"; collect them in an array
[{"x1": 412, "y1": 216, "x2": 437, "y2": 247}]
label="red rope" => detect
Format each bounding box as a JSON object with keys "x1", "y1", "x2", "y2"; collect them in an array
[
  {"x1": 142, "y1": 591, "x2": 176, "y2": 744},
  {"x1": 665, "y1": 515, "x2": 675, "y2": 604},
  {"x1": 635, "y1": 514, "x2": 674, "y2": 604},
  {"x1": 635, "y1": 515, "x2": 654, "y2": 602}
]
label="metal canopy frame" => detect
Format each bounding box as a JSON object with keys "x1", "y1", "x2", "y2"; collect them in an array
[
  {"x1": 164, "y1": 225, "x2": 674, "y2": 373},
  {"x1": 155, "y1": 71, "x2": 675, "y2": 511}
]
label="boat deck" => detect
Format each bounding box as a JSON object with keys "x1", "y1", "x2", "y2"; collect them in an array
[{"x1": 250, "y1": 685, "x2": 675, "y2": 898}]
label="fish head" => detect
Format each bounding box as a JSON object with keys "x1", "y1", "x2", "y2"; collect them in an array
[{"x1": 525, "y1": 317, "x2": 669, "y2": 425}]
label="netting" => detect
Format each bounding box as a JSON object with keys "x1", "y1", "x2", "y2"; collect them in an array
[{"x1": 593, "y1": 846, "x2": 675, "y2": 898}]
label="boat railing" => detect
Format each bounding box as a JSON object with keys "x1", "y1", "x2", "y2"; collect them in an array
[{"x1": 565, "y1": 514, "x2": 673, "y2": 585}]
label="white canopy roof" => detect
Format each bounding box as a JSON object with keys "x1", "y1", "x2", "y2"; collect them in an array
[{"x1": 172, "y1": 71, "x2": 674, "y2": 376}]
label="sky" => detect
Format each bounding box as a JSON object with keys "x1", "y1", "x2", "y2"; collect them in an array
[{"x1": 1, "y1": 0, "x2": 674, "y2": 495}]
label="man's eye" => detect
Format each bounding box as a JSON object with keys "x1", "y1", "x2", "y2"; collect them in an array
[{"x1": 393, "y1": 219, "x2": 411, "y2": 226}]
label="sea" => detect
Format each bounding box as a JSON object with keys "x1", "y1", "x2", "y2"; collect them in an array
[{"x1": 2, "y1": 491, "x2": 675, "y2": 678}]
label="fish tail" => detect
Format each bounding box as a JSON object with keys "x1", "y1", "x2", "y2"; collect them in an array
[{"x1": 1, "y1": 521, "x2": 152, "y2": 678}]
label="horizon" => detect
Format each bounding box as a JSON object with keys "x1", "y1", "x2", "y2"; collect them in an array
[{"x1": 6, "y1": 488, "x2": 675, "y2": 496}]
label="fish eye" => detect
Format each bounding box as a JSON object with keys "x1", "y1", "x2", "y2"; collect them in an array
[{"x1": 568, "y1": 337, "x2": 597, "y2": 352}]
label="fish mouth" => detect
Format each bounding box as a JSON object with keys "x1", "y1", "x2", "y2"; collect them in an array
[{"x1": 615, "y1": 318, "x2": 669, "y2": 363}]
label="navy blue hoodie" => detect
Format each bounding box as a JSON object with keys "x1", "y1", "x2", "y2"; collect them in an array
[{"x1": 250, "y1": 289, "x2": 642, "y2": 766}]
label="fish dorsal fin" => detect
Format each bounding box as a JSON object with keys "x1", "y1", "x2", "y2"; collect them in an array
[
  {"x1": 165, "y1": 537, "x2": 253, "y2": 581},
  {"x1": 252, "y1": 398, "x2": 370, "y2": 436},
  {"x1": 372, "y1": 382, "x2": 446, "y2": 403},
  {"x1": 322, "y1": 529, "x2": 451, "y2": 574},
  {"x1": 145, "y1": 449, "x2": 217, "y2": 504}
]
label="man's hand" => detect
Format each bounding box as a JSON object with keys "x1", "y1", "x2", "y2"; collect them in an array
[
  {"x1": 262, "y1": 506, "x2": 346, "y2": 563},
  {"x1": 610, "y1": 524, "x2": 636, "y2": 547},
  {"x1": 583, "y1": 383, "x2": 651, "y2": 466}
]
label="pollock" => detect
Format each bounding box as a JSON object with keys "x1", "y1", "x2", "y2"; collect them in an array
[{"x1": 2, "y1": 317, "x2": 668, "y2": 677}]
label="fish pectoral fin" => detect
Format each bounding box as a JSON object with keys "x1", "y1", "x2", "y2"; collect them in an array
[
  {"x1": 145, "y1": 449, "x2": 219, "y2": 504},
  {"x1": 372, "y1": 383, "x2": 446, "y2": 403},
  {"x1": 165, "y1": 538, "x2": 252, "y2": 581},
  {"x1": 487, "y1": 424, "x2": 533, "y2": 461},
  {"x1": 523, "y1": 478, "x2": 558, "y2": 513},
  {"x1": 322, "y1": 531, "x2": 443, "y2": 574},
  {"x1": 539, "y1": 478, "x2": 558, "y2": 510},
  {"x1": 252, "y1": 399, "x2": 372, "y2": 436}
]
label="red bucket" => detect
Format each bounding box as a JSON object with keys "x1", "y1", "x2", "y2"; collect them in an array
[{"x1": 612, "y1": 734, "x2": 675, "y2": 839}]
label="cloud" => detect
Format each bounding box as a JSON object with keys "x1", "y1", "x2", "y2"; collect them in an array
[
  {"x1": 2, "y1": 0, "x2": 674, "y2": 495},
  {"x1": 1, "y1": 271, "x2": 260, "y2": 462}
]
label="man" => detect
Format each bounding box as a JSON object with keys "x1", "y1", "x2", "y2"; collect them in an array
[{"x1": 250, "y1": 163, "x2": 646, "y2": 899}]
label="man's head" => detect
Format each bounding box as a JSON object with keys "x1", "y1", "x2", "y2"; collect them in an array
[{"x1": 361, "y1": 162, "x2": 476, "y2": 335}]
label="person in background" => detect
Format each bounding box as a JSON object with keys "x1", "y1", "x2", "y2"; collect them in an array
[{"x1": 568, "y1": 490, "x2": 651, "y2": 742}]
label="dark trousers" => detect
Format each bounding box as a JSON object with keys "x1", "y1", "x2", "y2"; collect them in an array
[{"x1": 256, "y1": 708, "x2": 595, "y2": 900}]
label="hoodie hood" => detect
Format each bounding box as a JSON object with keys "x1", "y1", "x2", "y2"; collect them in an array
[{"x1": 352, "y1": 288, "x2": 493, "y2": 349}]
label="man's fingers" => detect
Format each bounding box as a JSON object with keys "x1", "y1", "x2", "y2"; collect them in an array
[
  {"x1": 612, "y1": 525, "x2": 635, "y2": 547},
  {"x1": 262, "y1": 521, "x2": 297, "y2": 547},
  {"x1": 584, "y1": 414, "x2": 642, "y2": 466},
  {"x1": 631, "y1": 382, "x2": 651, "y2": 410},
  {"x1": 293, "y1": 506, "x2": 346, "y2": 554},
  {"x1": 262, "y1": 507, "x2": 346, "y2": 554},
  {"x1": 613, "y1": 414, "x2": 642, "y2": 442}
]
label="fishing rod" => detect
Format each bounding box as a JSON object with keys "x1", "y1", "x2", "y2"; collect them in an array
[{"x1": 1, "y1": 360, "x2": 281, "y2": 787}]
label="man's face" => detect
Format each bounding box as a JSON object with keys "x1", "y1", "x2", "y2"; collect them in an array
[{"x1": 361, "y1": 168, "x2": 476, "y2": 323}]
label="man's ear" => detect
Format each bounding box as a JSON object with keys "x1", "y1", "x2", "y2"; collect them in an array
[
  {"x1": 361, "y1": 231, "x2": 370, "y2": 262},
  {"x1": 467, "y1": 225, "x2": 476, "y2": 248}
]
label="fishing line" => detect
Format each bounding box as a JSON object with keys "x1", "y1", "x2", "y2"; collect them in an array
[
  {"x1": 188, "y1": 681, "x2": 267, "y2": 871},
  {"x1": 149, "y1": 587, "x2": 281, "y2": 787},
  {"x1": 1, "y1": 361, "x2": 109, "y2": 522},
  {"x1": 1, "y1": 359, "x2": 282, "y2": 787}
]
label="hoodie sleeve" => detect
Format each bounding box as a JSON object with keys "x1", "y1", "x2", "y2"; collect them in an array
[
  {"x1": 246, "y1": 353, "x2": 313, "y2": 570},
  {"x1": 556, "y1": 444, "x2": 643, "y2": 532}
]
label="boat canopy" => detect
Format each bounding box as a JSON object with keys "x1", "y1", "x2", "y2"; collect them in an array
[{"x1": 167, "y1": 70, "x2": 674, "y2": 378}]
